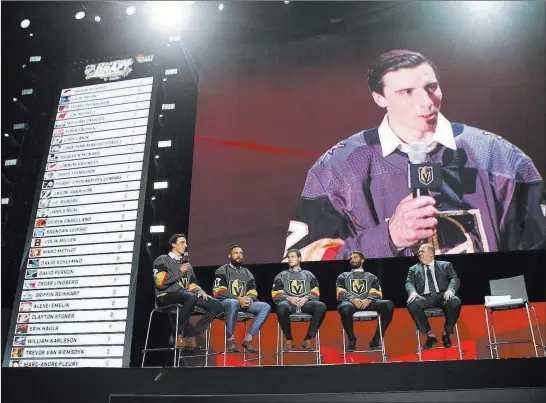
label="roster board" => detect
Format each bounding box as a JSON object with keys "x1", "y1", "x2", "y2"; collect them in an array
[{"x1": 3, "y1": 54, "x2": 158, "y2": 368}]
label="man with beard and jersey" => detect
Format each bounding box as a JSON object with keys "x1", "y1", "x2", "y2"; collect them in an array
[
  {"x1": 336, "y1": 251, "x2": 395, "y2": 352},
  {"x1": 272, "y1": 249, "x2": 327, "y2": 351},
  {"x1": 213, "y1": 245, "x2": 271, "y2": 353}
]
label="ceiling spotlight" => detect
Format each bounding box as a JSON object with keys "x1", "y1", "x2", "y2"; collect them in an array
[
  {"x1": 4, "y1": 133, "x2": 9, "y2": 138},
  {"x1": 20, "y1": 19, "x2": 30, "y2": 28},
  {"x1": 22, "y1": 64, "x2": 27, "y2": 68},
  {"x1": 284, "y1": 1, "x2": 290, "y2": 4},
  {"x1": 75, "y1": 11, "x2": 85, "y2": 20},
  {"x1": 126, "y1": 6, "x2": 136, "y2": 15},
  {"x1": 146, "y1": 242, "x2": 152, "y2": 247},
  {"x1": 162, "y1": 77, "x2": 167, "y2": 81},
  {"x1": 218, "y1": 4, "x2": 224, "y2": 11},
  {"x1": 29, "y1": 33, "x2": 34, "y2": 37},
  {"x1": 12, "y1": 97, "x2": 18, "y2": 102},
  {"x1": 94, "y1": 15, "x2": 101, "y2": 22}
]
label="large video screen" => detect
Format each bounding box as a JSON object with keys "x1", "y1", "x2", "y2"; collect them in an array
[{"x1": 188, "y1": 2, "x2": 545, "y2": 266}]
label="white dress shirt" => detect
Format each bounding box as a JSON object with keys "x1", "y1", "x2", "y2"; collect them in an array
[
  {"x1": 168, "y1": 252, "x2": 182, "y2": 262},
  {"x1": 378, "y1": 112, "x2": 457, "y2": 157},
  {"x1": 423, "y1": 259, "x2": 440, "y2": 295}
]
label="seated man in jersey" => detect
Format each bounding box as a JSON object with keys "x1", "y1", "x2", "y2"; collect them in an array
[
  {"x1": 336, "y1": 251, "x2": 395, "y2": 352},
  {"x1": 153, "y1": 233, "x2": 223, "y2": 348},
  {"x1": 272, "y1": 249, "x2": 327, "y2": 351},
  {"x1": 406, "y1": 243, "x2": 461, "y2": 348},
  {"x1": 213, "y1": 245, "x2": 271, "y2": 353}
]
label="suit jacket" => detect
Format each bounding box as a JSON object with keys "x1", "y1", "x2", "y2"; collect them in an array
[{"x1": 405, "y1": 260, "x2": 460, "y2": 296}]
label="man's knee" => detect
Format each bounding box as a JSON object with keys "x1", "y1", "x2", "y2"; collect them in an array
[
  {"x1": 408, "y1": 299, "x2": 425, "y2": 312},
  {"x1": 338, "y1": 302, "x2": 355, "y2": 316},
  {"x1": 186, "y1": 293, "x2": 198, "y2": 305},
  {"x1": 314, "y1": 301, "x2": 327, "y2": 313},
  {"x1": 276, "y1": 301, "x2": 290, "y2": 315},
  {"x1": 210, "y1": 298, "x2": 223, "y2": 313},
  {"x1": 383, "y1": 300, "x2": 395, "y2": 313},
  {"x1": 446, "y1": 296, "x2": 462, "y2": 309},
  {"x1": 223, "y1": 299, "x2": 240, "y2": 311},
  {"x1": 258, "y1": 301, "x2": 271, "y2": 314}
]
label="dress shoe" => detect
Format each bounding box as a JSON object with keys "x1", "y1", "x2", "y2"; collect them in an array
[
  {"x1": 242, "y1": 341, "x2": 259, "y2": 354},
  {"x1": 422, "y1": 335, "x2": 438, "y2": 349},
  {"x1": 226, "y1": 339, "x2": 240, "y2": 353},
  {"x1": 283, "y1": 340, "x2": 294, "y2": 351},
  {"x1": 347, "y1": 339, "x2": 357, "y2": 352},
  {"x1": 302, "y1": 339, "x2": 315, "y2": 351},
  {"x1": 442, "y1": 333, "x2": 452, "y2": 348},
  {"x1": 369, "y1": 338, "x2": 382, "y2": 351}
]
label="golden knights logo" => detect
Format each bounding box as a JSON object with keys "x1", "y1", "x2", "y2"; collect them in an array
[
  {"x1": 351, "y1": 279, "x2": 367, "y2": 295},
  {"x1": 418, "y1": 166, "x2": 434, "y2": 186},
  {"x1": 179, "y1": 276, "x2": 189, "y2": 289},
  {"x1": 229, "y1": 280, "x2": 245, "y2": 297},
  {"x1": 289, "y1": 280, "x2": 306, "y2": 296}
]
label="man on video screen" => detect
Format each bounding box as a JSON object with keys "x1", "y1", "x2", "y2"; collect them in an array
[{"x1": 285, "y1": 49, "x2": 545, "y2": 261}]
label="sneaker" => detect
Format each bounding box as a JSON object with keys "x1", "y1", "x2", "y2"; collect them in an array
[
  {"x1": 302, "y1": 339, "x2": 315, "y2": 351},
  {"x1": 283, "y1": 340, "x2": 294, "y2": 351},
  {"x1": 242, "y1": 341, "x2": 259, "y2": 354},
  {"x1": 347, "y1": 339, "x2": 357, "y2": 352},
  {"x1": 226, "y1": 339, "x2": 240, "y2": 353}
]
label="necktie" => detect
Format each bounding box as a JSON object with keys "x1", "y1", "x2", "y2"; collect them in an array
[{"x1": 426, "y1": 265, "x2": 439, "y2": 299}]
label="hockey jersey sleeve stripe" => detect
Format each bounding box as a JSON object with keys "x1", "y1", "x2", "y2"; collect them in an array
[
  {"x1": 213, "y1": 286, "x2": 228, "y2": 297},
  {"x1": 336, "y1": 287, "x2": 348, "y2": 300},
  {"x1": 369, "y1": 288, "x2": 382, "y2": 299},
  {"x1": 272, "y1": 289, "x2": 285, "y2": 300},
  {"x1": 154, "y1": 272, "x2": 168, "y2": 288},
  {"x1": 310, "y1": 287, "x2": 320, "y2": 298}
]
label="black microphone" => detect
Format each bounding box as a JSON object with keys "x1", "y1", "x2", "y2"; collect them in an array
[
  {"x1": 407, "y1": 142, "x2": 442, "y2": 198},
  {"x1": 181, "y1": 251, "x2": 189, "y2": 264}
]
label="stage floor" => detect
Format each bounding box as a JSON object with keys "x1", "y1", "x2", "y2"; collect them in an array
[{"x1": 2, "y1": 357, "x2": 545, "y2": 402}]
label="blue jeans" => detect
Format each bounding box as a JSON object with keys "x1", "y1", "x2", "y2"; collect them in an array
[{"x1": 221, "y1": 299, "x2": 271, "y2": 339}]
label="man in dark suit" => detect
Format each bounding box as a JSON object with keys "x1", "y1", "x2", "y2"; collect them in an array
[{"x1": 405, "y1": 243, "x2": 461, "y2": 348}]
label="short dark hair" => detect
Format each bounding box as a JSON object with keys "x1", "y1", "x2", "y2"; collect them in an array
[
  {"x1": 168, "y1": 233, "x2": 186, "y2": 248},
  {"x1": 229, "y1": 244, "x2": 242, "y2": 254},
  {"x1": 367, "y1": 50, "x2": 439, "y2": 95},
  {"x1": 350, "y1": 251, "x2": 365, "y2": 260},
  {"x1": 286, "y1": 249, "x2": 302, "y2": 259}
]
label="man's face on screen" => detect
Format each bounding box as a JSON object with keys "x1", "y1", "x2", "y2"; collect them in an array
[
  {"x1": 374, "y1": 63, "x2": 442, "y2": 135},
  {"x1": 349, "y1": 253, "x2": 364, "y2": 269},
  {"x1": 287, "y1": 252, "x2": 301, "y2": 268},
  {"x1": 171, "y1": 237, "x2": 187, "y2": 255},
  {"x1": 229, "y1": 247, "x2": 244, "y2": 266}
]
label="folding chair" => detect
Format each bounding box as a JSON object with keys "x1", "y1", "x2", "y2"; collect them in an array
[
  {"x1": 341, "y1": 310, "x2": 387, "y2": 363},
  {"x1": 484, "y1": 275, "x2": 545, "y2": 359},
  {"x1": 415, "y1": 308, "x2": 464, "y2": 361},
  {"x1": 276, "y1": 313, "x2": 321, "y2": 366}
]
